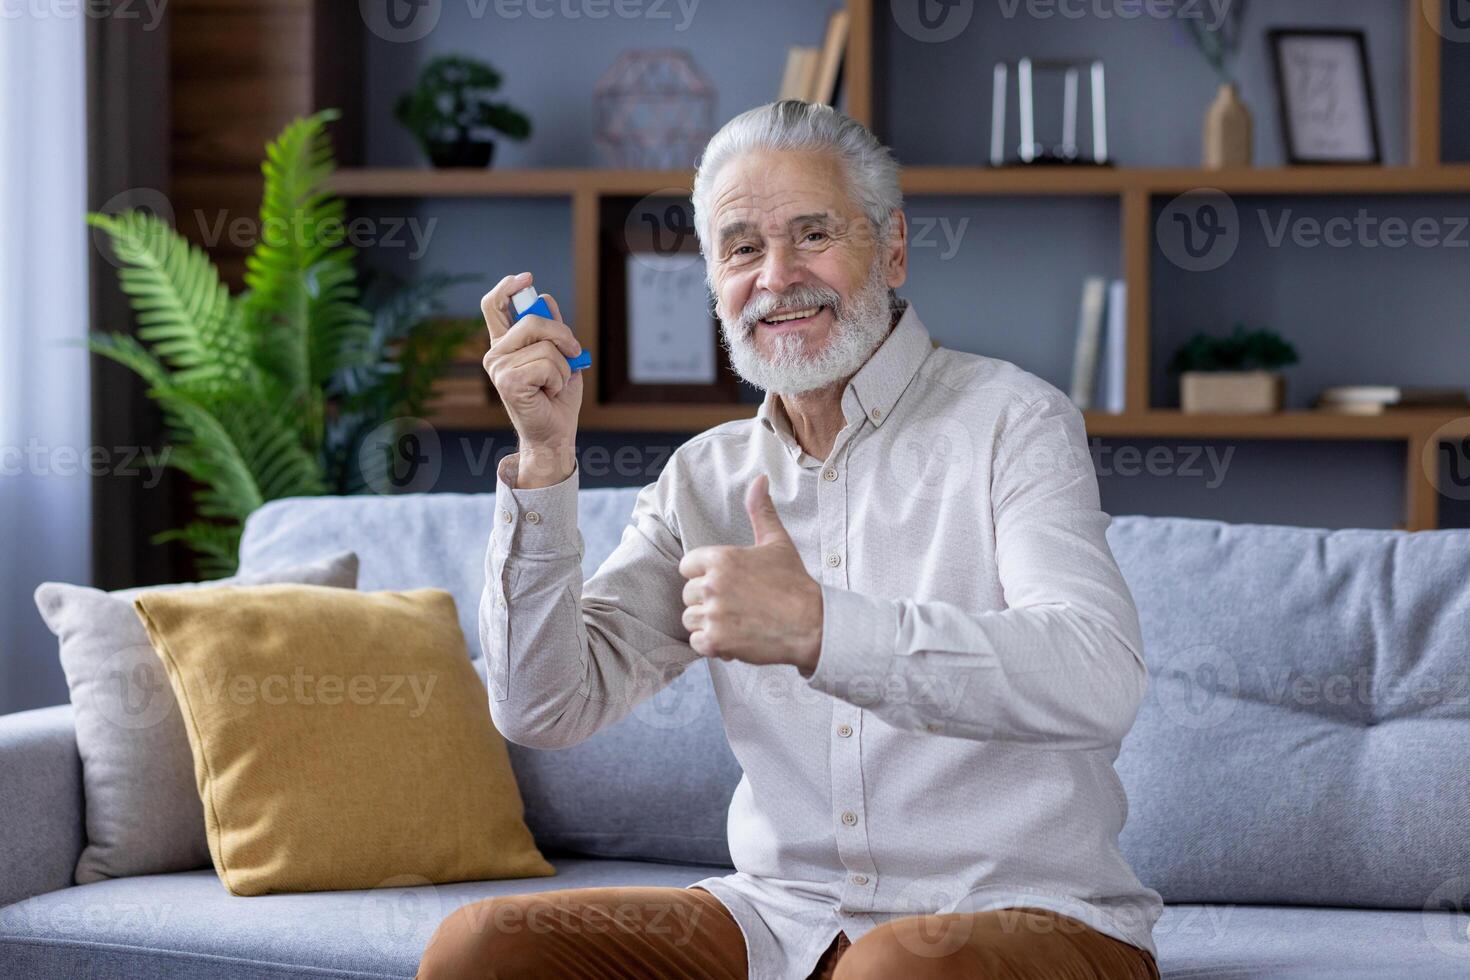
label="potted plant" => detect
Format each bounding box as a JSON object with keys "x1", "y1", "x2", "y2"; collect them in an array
[
  {"x1": 394, "y1": 55, "x2": 532, "y2": 168},
  {"x1": 87, "y1": 109, "x2": 479, "y2": 577},
  {"x1": 1168, "y1": 323, "x2": 1299, "y2": 414}
]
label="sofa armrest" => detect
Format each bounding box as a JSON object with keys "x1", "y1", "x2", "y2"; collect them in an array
[{"x1": 0, "y1": 704, "x2": 83, "y2": 907}]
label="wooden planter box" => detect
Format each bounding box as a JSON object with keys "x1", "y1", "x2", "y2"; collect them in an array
[{"x1": 1180, "y1": 370, "x2": 1285, "y2": 414}]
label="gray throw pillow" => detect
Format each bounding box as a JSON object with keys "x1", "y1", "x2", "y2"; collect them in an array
[{"x1": 33, "y1": 551, "x2": 360, "y2": 883}]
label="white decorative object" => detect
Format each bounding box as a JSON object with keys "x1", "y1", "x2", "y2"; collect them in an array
[{"x1": 626, "y1": 253, "x2": 715, "y2": 384}]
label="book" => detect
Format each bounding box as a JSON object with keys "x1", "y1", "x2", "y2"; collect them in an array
[
  {"x1": 809, "y1": 9, "x2": 850, "y2": 105},
  {"x1": 1102, "y1": 278, "x2": 1127, "y2": 413},
  {"x1": 1068, "y1": 275, "x2": 1108, "y2": 410},
  {"x1": 778, "y1": 47, "x2": 818, "y2": 101}
]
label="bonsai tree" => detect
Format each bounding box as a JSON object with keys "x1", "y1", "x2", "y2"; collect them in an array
[
  {"x1": 1167, "y1": 323, "x2": 1299, "y2": 374},
  {"x1": 88, "y1": 109, "x2": 479, "y2": 577},
  {"x1": 395, "y1": 55, "x2": 532, "y2": 168}
]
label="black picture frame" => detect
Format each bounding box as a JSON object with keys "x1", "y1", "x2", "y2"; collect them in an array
[
  {"x1": 597, "y1": 194, "x2": 742, "y2": 405},
  {"x1": 1267, "y1": 28, "x2": 1382, "y2": 166}
]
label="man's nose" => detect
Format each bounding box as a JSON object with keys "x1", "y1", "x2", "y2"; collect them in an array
[{"x1": 755, "y1": 242, "x2": 803, "y2": 297}]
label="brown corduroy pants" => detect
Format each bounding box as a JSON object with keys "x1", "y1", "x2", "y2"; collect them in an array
[{"x1": 415, "y1": 884, "x2": 1161, "y2": 980}]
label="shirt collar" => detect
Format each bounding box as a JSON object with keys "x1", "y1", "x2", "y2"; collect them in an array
[{"x1": 756, "y1": 298, "x2": 934, "y2": 443}]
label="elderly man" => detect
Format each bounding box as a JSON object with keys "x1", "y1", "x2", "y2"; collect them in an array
[{"x1": 417, "y1": 100, "x2": 1162, "y2": 980}]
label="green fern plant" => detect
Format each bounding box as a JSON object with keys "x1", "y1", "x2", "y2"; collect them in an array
[{"x1": 89, "y1": 109, "x2": 477, "y2": 577}]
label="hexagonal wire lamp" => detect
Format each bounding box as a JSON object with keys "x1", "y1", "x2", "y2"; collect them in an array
[{"x1": 594, "y1": 50, "x2": 716, "y2": 170}]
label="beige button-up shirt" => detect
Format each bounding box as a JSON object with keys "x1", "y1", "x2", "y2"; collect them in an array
[{"x1": 484, "y1": 300, "x2": 1163, "y2": 979}]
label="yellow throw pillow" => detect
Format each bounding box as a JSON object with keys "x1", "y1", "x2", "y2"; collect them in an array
[{"x1": 132, "y1": 583, "x2": 555, "y2": 896}]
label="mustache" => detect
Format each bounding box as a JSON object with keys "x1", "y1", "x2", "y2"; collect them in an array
[{"x1": 736, "y1": 283, "x2": 844, "y2": 335}]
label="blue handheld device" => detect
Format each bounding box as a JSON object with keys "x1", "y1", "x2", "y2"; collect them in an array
[{"x1": 511, "y1": 285, "x2": 591, "y2": 371}]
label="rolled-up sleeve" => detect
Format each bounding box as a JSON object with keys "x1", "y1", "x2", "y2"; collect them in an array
[
  {"x1": 483, "y1": 451, "x2": 697, "y2": 749},
  {"x1": 803, "y1": 393, "x2": 1148, "y2": 749}
]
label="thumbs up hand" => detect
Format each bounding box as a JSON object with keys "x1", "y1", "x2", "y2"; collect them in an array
[{"x1": 677, "y1": 473, "x2": 824, "y2": 674}]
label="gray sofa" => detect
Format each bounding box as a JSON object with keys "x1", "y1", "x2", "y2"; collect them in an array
[{"x1": 3, "y1": 488, "x2": 1468, "y2": 979}]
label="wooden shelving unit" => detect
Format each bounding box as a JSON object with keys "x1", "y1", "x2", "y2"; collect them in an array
[{"x1": 311, "y1": 0, "x2": 1468, "y2": 530}]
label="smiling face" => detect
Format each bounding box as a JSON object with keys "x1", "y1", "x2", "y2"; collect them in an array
[{"x1": 706, "y1": 148, "x2": 907, "y2": 395}]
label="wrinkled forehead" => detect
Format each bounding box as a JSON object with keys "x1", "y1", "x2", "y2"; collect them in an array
[{"x1": 708, "y1": 149, "x2": 859, "y2": 239}]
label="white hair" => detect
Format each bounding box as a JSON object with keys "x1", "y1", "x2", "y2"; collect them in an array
[{"x1": 691, "y1": 100, "x2": 904, "y2": 260}]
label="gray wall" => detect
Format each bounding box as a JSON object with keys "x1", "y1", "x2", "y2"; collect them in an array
[{"x1": 355, "y1": 0, "x2": 1470, "y2": 530}]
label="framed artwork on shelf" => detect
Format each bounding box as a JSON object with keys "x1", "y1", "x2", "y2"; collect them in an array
[
  {"x1": 1268, "y1": 28, "x2": 1382, "y2": 165},
  {"x1": 598, "y1": 195, "x2": 742, "y2": 404}
]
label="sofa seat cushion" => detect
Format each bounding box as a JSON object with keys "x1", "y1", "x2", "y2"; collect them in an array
[
  {"x1": 0, "y1": 860, "x2": 728, "y2": 980},
  {"x1": 1154, "y1": 903, "x2": 1469, "y2": 979}
]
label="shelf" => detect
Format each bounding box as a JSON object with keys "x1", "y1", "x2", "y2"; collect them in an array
[
  {"x1": 328, "y1": 165, "x2": 1470, "y2": 200},
  {"x1": 424, "y1": 398, "x2": 1470, "y2": 440}
]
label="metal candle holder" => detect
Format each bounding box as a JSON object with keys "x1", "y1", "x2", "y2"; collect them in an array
[{"x1": 990, "y1": 58, "x2": 1109, "y2": 166}]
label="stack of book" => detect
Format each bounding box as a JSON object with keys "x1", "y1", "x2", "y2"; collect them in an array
[
  {"x1": 1314, "y1": 386, "x2": 1470, "y2": 415},
  {"x1": 1068, "y1": 275, "x2": 1127, "y2": 413},
  {"x1": 777, "y1": 9, "x2": 849, "y2": 104}
]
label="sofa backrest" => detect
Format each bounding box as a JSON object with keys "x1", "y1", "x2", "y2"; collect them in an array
[
  {"x1": 1108, "y1": 515, "x2": 1470, "y2": 909},
  {"x1": 239, "y1": 491, "x2": 741, "y2": 867},
  {"x1": 243, "y1": 495, "x2": 1470, "y2": 905}
]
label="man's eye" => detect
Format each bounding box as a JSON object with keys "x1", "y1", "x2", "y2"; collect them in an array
[
  {"x1": 803, "y1": 231, "x2": 828, "y2": 243},
  {"x1": 732, "y1": 245, "x2": 756, "y2": 256}
]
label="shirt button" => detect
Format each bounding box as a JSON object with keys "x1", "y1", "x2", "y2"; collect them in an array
[
  {"x1": 841, "y1": 810, "x2": 858, "y2": 827},
  {"x1": 870, "y1": 407, "x2": 883, "y2": 421},
  {"x1": 826, "y1": 553, "x2": 842, "y2": 568},
  {"x1": 500, "y1": 509, "x2": 513, "y2": 524},
  {"x1": 851, "y1": 874, "x2": 869, "y2": 886},
  {"x1": 525, "y1": 510, "x2": 541, "y2": 525},
  {"x1": 822, "y1": 467, "x2": 837, "y2": 482},
  {"x1": 837, "y1": 724, "x2": 852, "y2": 738},
  {"x1": 495, "y1": 594, "x2": 505, "y2": 608}
]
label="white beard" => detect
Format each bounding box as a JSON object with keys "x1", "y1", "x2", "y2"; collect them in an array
[{"x1": 717, "y1": 259, "x2": 894, "y2": 397}]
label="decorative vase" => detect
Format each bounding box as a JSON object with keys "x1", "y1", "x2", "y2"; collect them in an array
[
  {"x1": 1181, "y1": 370, "x2": 1283, "y2": 414},
  {"x1": 426, "y1": 137, "x2": 495, "y2": 169},
  {"x1": 1203, "y1": 83, "x2": 1252, "y2": 169}
]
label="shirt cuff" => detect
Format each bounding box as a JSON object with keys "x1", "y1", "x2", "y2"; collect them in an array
[
  {"x1": 803, "y1": 584, "x2": 900, "y2": 695},
  {"x1": 493, "y1": 452, "x2": 581, "y2": 555}
]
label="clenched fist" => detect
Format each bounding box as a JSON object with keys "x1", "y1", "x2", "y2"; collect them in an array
[
  {"x1": 480, "y1": 272, "x2": 583, "y2": 488},
  {"x1": 678, "y1": 474, "x2": 824, "y2": 674}
]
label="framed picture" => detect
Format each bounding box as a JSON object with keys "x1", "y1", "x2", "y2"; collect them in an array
[
  {"x1": 598, "y1": 194, "x2": 742, "y2": 404},
  {"x1": 1268, "y1": 29, "x2": 1382, "y2": 165}
]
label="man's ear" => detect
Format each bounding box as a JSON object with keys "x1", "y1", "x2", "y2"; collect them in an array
[{"x1": 884, "y1": 209, "x2": 908, "y2": 289}]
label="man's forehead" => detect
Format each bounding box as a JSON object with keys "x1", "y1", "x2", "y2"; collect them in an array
[{"x1": 712, "y1": 151, "x2": 848, "y2": 215}]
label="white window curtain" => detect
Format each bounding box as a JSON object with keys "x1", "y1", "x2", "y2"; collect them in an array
[{"x1": 0, "y1": 10, "x2": 92, "y2": 713}]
